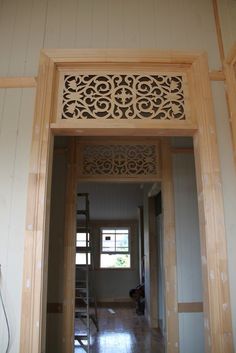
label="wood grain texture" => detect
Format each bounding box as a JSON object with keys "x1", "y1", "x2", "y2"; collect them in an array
[
  {"x1": 0, "y1": 77, "x2": 36, "y2": 88},
  {"x1": 19, "y1": 52, "x2": 55, "y2": 353},
  {"x1": 19, "y1": 49, "x2": 234, "y2": 353},
  {"x1": 224, "y1": 46, "x2": 236, "y2": 168},
  {"x1": 192, "y1": 53, "x2": 234, "y2": 353},
  {"x1": 148, "y1": 197, "x2": 158, "y2": 328},
  {"x1": 161, "y1": 139, "x2": 179, "y2": 353},
  {"x1": 212, "y1": 0, "x2": 225, "y2": 65},
  {"x1": 62, "y1": 138, "x2": 77, "y2": 353}
]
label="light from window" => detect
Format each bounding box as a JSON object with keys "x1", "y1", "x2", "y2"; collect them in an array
[
  {"x1": 76, "y1": 232, "x2": 91, "y2": 265},
  {"x1": 100, "y1": 228, "x2": 130, "y2": 269}
]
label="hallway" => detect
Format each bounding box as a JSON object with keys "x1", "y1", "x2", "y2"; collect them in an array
[{"x1": 75, "y1": 306, "x2": 164, "y2": 353}]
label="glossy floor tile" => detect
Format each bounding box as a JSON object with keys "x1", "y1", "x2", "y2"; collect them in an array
[{"x1": 74, "y1": 307, "x2": 165, "y2": 353}]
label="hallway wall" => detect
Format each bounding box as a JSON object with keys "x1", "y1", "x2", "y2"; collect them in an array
[
  {"x1": 77, "y1": 182, "x2": 142, "y2": 302},
  {"x1": 173, "y1": 152, "x2": 205, "y2": 353}
]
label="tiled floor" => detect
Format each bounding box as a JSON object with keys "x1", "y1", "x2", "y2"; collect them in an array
[{"x1": 74, "y1": 307, "x2": 165, "y2": 353}]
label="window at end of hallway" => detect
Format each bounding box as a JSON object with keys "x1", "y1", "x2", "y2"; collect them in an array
[{"x1": 100, "y1": 228, "x2": 131, "y2": 269}]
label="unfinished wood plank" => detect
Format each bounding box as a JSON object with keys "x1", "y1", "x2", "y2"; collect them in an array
[
  {"x1": 19, "y1": 52, "x2": 55, "y2": 353},
  {"x1": 0, "y1": 76, "x2": 37, "y2": 88},
  {"x1": 212, "y1": 0, "x2": 225, "y2": 66},
  {"x1": 161, "y1": 138, "x2": 179, "y2": 353},
  {"x1": 19, "y1": 49, "x2": 234, "y2": 353},
  {"x1": 62, "y1": 138, "x2": 77, "y2": 353},
  {"x1": 148, "y1": 196, "x2": 158, "y2": 328},
  {"x1": 224, "y1": 49, "x2": 236, "y2": 167},
  {"x1": 178, "y1": 302, "x2": 203, "y2": 313},
  {"x1": 192, "y1": 53, "x2": 234, "y2": 353},
  {"x1": 209, "y1": 70, "x2": 225, "y2": 81}
]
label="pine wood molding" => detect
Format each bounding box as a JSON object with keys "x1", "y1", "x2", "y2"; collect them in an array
[
  {"x1": 62, "y1": 138, "x2": 77, "y2": 352},
  {"x1": 161, "y1": 139, "x2": 179, "y2": 352},
  {"x1": 225, "y1": 44, "x2": 236, "y2": 167},
  {"x1": 212, "y1": 0, "x2": 225, "y2": 66},
  {"x1": 209, "y1": 70, "x2": 225, "y2": 81},
  {"x1": 20, "y1": 49, "x2": 234, "y2": 353},
  {"x1": 0, "y1": 76, "x2": 37, "y2": 88}
]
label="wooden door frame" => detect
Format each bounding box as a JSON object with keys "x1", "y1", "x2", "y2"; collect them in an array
[{"x1": 19, "y1": 49, "x2": 234, "y2": 353}]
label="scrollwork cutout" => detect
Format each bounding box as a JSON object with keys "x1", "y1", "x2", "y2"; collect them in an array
[
  {"x1": 79, "y1": 144, "x2": 159, "y2": 178},
  {"x1": 61, "y1": 74, "x2": 186, "y2": 120}
]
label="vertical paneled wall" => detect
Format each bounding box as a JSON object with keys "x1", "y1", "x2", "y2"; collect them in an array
[
  {"x1": 0, "y1": 1, "x2": 236, "y2": 352},
  {"x1": 173, "y1": 152, "x2": 205, "y2": 353},
  {"x1": 0, "y1": 88, "x2": 35, "y2": 353},
  {"x1": 0, "y1": 0, "x2": 221, "y2": 76},
  {"x1": 218, "y1": 0, "x2": 236, "y2": 55}
]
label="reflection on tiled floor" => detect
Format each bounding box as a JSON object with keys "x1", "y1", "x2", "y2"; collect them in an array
[{"x1": 74, "y1": 307, "x2": 164, "y2": 353}]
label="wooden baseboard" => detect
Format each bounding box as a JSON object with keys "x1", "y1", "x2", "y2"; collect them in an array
[{"x1": 178, "y1": 302, "x2": 203, "y2": 313}]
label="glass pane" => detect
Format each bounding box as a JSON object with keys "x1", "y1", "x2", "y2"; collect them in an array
[
  {"x1": 76, "y1": 253, "x2": 91, "y2": 265},
  {"x1": 100, "y1": 254, "x2": 130, "y2": 268},
  {"x1": 102, "y1": 233, "x2": 115, "y2": 252},
  {"x1": 116, "y1": 233, "x2": 129, "y2": 252},
  {"x1": 76, "y1": 233, "x2": 90, "y2": 247},
  {"x1": 116, "y1": 229, "x2": 129, "y2": 234},
  {"x1": 102, "y1": 229, "x2": 116, "y2": 234}
]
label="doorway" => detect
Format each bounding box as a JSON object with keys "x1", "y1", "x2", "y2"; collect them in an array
[{"x1": 19, "y1": 50, "x2": 233, "y2": 353}]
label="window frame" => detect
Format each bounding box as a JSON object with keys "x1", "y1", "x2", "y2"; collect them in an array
[
  {"x1": 75, "y1": 231, "x2": 91, "y2": 266},
  {"x1": 99, "y1": 226, "x2": 131, "y2": 269}
]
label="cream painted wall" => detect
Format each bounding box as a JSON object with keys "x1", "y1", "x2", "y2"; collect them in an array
[
  {"x1": 0, "y1": 1, "x2": 236, "y2": 352},
  {"x1": 173, "y1": 152, "x2": 205, "y2": 353},
  {"x1": 0, "y1": 0, "x2": 221, "y2": 76},
  {"x1": 0, "y1": 88, "x2": 35, "y2": 352},
  {"x1": 218, "y1": 0, "x2": 236, "y2": 55},
  {"x1": 77, "y1": 182, "x2": 142, "y2": 301}
]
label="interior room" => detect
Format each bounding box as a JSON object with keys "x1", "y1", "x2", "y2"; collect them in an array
[{"x1": 44, "y1": 136, "x2": 204, "y2": 353}]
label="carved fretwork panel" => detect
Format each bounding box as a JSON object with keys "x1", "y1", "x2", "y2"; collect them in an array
[
  {"x1": 77, "y1": 139, "x2": 161, "y2": 181},
  {"x1": 59, "y1": 73, "x2": 189, "y2": 121}
]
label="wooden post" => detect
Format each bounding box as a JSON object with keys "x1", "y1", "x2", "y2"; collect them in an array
[
  {"x1": 62, "y1": 138, "x2": 77, "y2": 353},
  {"x1": 192, "y1": 54, "x2": 234, "y2": 353},
  {"x1": 148, "y1": 196, "x2": 158, "y2": 328},
  {"x1": 161, "y1": 139, "x2": 179, "y2": 353},
  {"x1": 20, "y1": 53, "x2": 55, "y2": 353}
]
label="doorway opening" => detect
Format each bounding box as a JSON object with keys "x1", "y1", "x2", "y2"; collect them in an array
[
  {"x1": 19, "y1": 50, "x2": 233, "y2": 353},
  {"x1": 45, "y1": 135, "x2": 204, "y2": 353}
]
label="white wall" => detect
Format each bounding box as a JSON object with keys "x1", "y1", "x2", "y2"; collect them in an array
[
  {"x1": 77, "y1": 182, "x2": 142, "y2": 301},
  {"x1": 77, "y1": 182, "x2": 143, "y2": 220},
  {"x1": 218, "y1": 0, "x2": 236, "y2": 55},
  {"x1": 0, "y1": 1, "x2": 236, "y2": 352},
  {"x1": 0, "y1": 88, "x2": 34, "y2": 353},
  {"x1": 0, "y1": 0, "x2": 221, "y2": 76},
  {"x1": 173, "y1": 152, "x2": 205, "y2": 353}
]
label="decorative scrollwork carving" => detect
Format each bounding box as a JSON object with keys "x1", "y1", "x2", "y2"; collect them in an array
[
  {"x1": 77, "y1": 142, "x2": 161, "y2": 180},
  {"x1": 61, "y1": 74, "x2": 186, "y2": 120}
]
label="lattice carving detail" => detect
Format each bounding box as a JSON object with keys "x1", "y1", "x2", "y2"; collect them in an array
[
  {"x1": 77, "y1": 142, "x2": 161, "y2": 180},
  {"x1": 61, "y1": 74, "x2": 187, "y2": 120}
]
